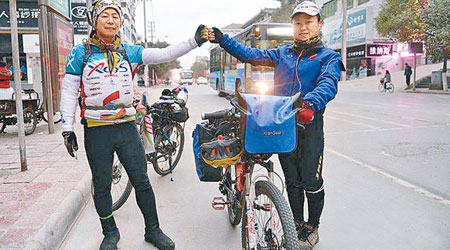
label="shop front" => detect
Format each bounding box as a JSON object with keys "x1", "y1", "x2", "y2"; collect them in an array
[{"x1": 369, "y1": 43, "x2": 424, "y2": 76}]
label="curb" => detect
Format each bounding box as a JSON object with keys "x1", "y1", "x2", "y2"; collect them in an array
[
  {"x1": 403, "y1": 89, "x2": 450, "y2": 95},
  {"x1": 23, "y1": 173, "x2": 92, "y2": 250}
]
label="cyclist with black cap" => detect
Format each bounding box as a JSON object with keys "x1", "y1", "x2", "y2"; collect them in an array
[
  {"x1": 208, "y1": 1, "x2": 345, "y2": 249},
  {"x1": 60, "y1": 0, "x2": 208, "y2": 249}
]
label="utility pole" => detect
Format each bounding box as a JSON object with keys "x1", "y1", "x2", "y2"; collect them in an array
[
  {"x1": 143, "y1": 0, "x2": 148, "y2": 45},
  {"x1": 413, "y1": 52, "x2": 416, "y2": 91},
  {"x1": 38, "y1": 1, "x2": 55, "y2": 133},
  {"x1": 9, "y1": 0, "x2": 27, "y2": 171},
  {"x1": 341, "y1": 0, "x2": 347, "y2": 82}
]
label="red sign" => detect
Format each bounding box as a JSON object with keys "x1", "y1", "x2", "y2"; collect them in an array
[
  {"x1": 367, "y1": 44, "x2": 393, "y2": 57},
  {"x1": 52, "y1": 17, "x2": 73, "y2": 111}
]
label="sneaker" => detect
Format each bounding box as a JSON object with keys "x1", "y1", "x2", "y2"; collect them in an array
[
  {"x1": 145, "y1": 228, "x2": 175, "y2": 250},
  {"x1": 298, "y1": 223, "x2": 319, "y2": 250},
  {"x1": 99, "y1": 229, "x2": 120, "y2": 250}
]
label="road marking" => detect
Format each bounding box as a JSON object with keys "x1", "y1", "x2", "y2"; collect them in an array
[
  {"x1": 326, "y1": 116, "x2": 380, "y2": 129},
  {"x1": 326, "y1": 123, "x2": 450, "y2": 136},
  {"x1": 326, "y1": 147, "x2": 450, "y2": 208},
  {"x1": 328, "y1": 110, "x2": 411, "y2": 128}
]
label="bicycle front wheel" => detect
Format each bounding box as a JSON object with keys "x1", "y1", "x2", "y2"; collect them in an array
[
  {"x1": 241, "y1": 180, "x2": 299, "y2": 250},
  {"x1": 152, "y1": 123, "x2": 185, "y2": 176},
  {"x1": 378, "y1": 83, "x2": 385, "y2": 92},
  {"x1": 40, "y1": 103, "x2": 62, "y2": 124}
]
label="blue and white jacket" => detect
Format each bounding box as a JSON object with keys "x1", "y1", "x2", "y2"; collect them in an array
[
  {"x1": 219, "y1": 34, "x2": 344, "y2": 114},
  {"x1": 60, "y1": 37, "x2": 198, "y2": 132}
]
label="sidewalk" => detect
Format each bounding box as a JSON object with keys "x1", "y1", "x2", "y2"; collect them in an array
[
  {"x1": 0, "y1": 116, "x2": 91, "y2": 250},
  {"x1": 0, "y1": 85, "x2": 166, "y2": 250},
  {"x1": 340, "y1": 61, "x2": 450, "y2": 95}
]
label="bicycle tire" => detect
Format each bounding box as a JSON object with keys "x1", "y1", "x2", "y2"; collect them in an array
[
  {"x1": 241, "y1": 180, "x2": 299, "y2": 250},
  {"x1": 0, "y1": 116, "x2": 6, "y2": 133},
  {"x1": 225, "y1": 166, "x2": 243, "y2": 226},
  {"x1": 378, "y1": 83, "x2": 385, "y2": 92},
  {"x1": 40, "y1": 103, "x2": 62, "y2": 124},
  {"x1": 23, "y1": 107, "x2": 37, "y2": 135},
  {"x1": 152, "y1": 123, "x2": 185, "y2": 176},
  {"x1": 387, "y1": 83, "x2": 394, "y2": 93},
  {"x1": 90, "y1": 159, "x2": 134, "y2": 211}
]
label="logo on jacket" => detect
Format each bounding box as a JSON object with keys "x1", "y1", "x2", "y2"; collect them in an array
[
  {"x1": 87, "y1": 61, "x2": 129, "y2": 77},
  {"x1": 263, "y1": 131, "x2": 283, "y2": 136}
]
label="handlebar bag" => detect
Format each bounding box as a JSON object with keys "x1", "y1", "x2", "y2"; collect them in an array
[
  {"x1": 192, "y1": 123, "x2": 222, "y2": 182},
  {"x1": 240, "y1": 93, "x2": 299, "y2": 154}
]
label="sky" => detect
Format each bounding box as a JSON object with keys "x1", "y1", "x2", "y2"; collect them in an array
[{"x1": 134, "y1": 0, "x2": 281, "y2": 68}]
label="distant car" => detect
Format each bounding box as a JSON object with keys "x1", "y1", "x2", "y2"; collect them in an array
[
  {"x1": 137, "y1": 76, "x2": 145, "y2": 87},
  {"x1": 196, "y1": 77, "x2": 208, "y2": 85}
]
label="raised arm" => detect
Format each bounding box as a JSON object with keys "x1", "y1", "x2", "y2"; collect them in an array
[
  {"x1": 209, "y1": 27, "x2": 280, "y2": 67},
  {"x1": 142, "y1": 24, "x2": 208, "y2": 65}
]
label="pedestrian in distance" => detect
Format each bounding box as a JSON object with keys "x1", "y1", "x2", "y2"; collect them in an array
[
  {"x1": 404, "y1": 63, "x2": 412, "y2": 87},
  {"x1": 384, "y1": 70, "x2": 391, "y2": 90},
  {"x1": 0, "y1": 61, "x2": 14, "y2": 100},
  {"x1": 59, "y1": 0, "x2": 209, "y2": 249},
  {"x1": 208, "y1": 1, "x2": 345, "y2": 249}
]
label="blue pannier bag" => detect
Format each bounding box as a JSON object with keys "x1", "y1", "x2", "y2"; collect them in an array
[
  {"x1": 192, "y1": 123, "x2": 222, "y2": 182},
  {"x1": 240, "y1": 92, "x2": 300, "y2": 154}
]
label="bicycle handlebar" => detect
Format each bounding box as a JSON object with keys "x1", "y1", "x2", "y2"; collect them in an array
[{"x1": 201, "y1": 109, "x2": 230, "y2": 120}]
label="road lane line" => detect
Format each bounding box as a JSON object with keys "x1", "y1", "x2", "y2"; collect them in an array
[
  {"x1": 326, "y1": 123, "x2": 450, "y2": 136},
  {"x1": 326, "y1": 116, "x2": 380, "y2": 129},
  {"x1": 328, "y1": 110, "x2": 411, "y2": 128},
  {"x1": 326, "y1": 147, "x2": 450, "y2": 208}
]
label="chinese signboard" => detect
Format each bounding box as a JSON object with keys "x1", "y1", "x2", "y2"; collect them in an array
[
  {"x1": 71, "y1": 2, "x2": 88, "y2": 34},
  {"x1": 346, "y1": 9, "x2": 366, "y2": 46},
  {"x1": 51, "y1": 15, "x2": 73, "y2": 111},
  {"x1": 367, "y1": 44, "x2": 393, "y2": 57},
  {"x1": 347, "y1": 45, "x2": 366, "y2": 58},
  {"x1": 0, "y1": 1, "x2": 39, "y2": 29},
  {"x1": 322, "y1": 9, "x2": 366, "y2": 49},
  {"x1": 408, "y1": 42, "x2": 423, "y2": 54},
  {"x1": 49, "y1": 0, "x2": 71, "y2": 19}
]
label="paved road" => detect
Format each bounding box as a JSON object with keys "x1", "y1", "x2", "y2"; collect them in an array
[{"x1": 60, "y1": 83, "x2": 450, "y2": 250}]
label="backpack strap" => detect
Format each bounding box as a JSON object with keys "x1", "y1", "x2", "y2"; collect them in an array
[
  {"x1": 117, "y1": 44, "x2": 134, "y2": 77},
  {"x1": 81, "y1": 39, "x2": 91, "y2": 74}
]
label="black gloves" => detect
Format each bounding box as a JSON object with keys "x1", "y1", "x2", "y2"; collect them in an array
[
  {"x1": 209, "y1": 27, "x2": 223, "y2": 44},
  {"x1": 62, "y1": 131, "x2": 78, "y2": 158},
  {"x1": 194, "y1": 24, "x2": 209, "y2": 47}
]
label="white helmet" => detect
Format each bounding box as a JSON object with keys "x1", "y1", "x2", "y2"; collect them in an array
[
  {"x1": 87, "y1": 0, "x2": 124, "y2": 29},
  {"x1": 291, "y1": 1, "x2": 321, "y2": 20}
]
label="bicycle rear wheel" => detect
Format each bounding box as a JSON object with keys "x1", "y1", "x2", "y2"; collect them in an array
[
  {"x1": 152, "y1": 123, "x2": 185, "y2": 176},
  {"x1": 90, "y1": 156, "x2": 133, "y2": 211},
  {"x1": 387, "y1": 83, "x2": 394, "y2": 93},
  {"x1": 241, "y1": 180, "x2": 299, "y2": 250}
]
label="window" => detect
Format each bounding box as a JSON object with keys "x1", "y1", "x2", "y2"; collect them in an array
[
  {"x1": 347, "y1": 0, "x2": 353, "y2": 9},
  {"x1": 358, "y1": 0, "x2": 370, "y2": 5},
  {"x1": 322, "y1": 0, "x2": 337, "y2": 17}
]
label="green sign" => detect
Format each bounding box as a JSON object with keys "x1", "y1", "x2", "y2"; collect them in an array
[{"x1": 49, "y1": 0, "x2": 71, "y2": 19}]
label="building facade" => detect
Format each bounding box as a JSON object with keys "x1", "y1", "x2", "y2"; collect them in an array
[
  {"x1": 317, "y1": 0, "x2": 425, "y2": 79},
  {"x1": 0, "y1": 0, "x2": 138, "y2": 97}
]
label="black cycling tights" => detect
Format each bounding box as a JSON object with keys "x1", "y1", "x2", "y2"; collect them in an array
[{"x1": 84, "y1": 122, "x2": 159, "y2": 230}]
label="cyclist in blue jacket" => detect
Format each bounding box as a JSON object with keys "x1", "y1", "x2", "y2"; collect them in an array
[
  {"x1": 60, "y1": 0, "x2": 208, "y2": 249},
  {"x1": 209, "y1": 1, "x2": 344, "y2": 249}
]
